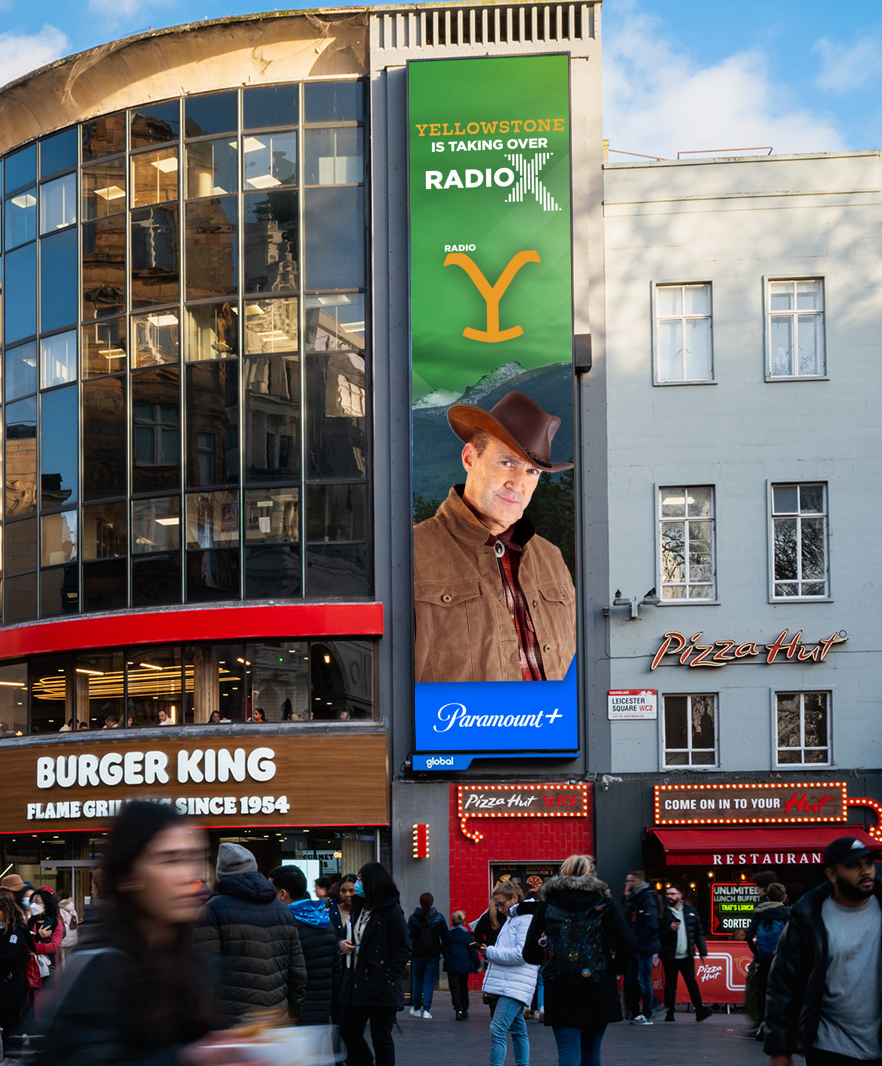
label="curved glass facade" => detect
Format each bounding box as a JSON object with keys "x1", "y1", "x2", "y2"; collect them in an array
[{"x1": 1, "y1": 82, "x2": 370, "y2": 623}]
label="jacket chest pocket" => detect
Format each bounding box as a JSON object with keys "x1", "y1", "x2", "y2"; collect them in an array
[{"x1": 414, "y1": 580, "x2": 481, "y2": 611}]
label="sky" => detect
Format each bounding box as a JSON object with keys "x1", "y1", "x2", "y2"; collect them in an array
[{"x1": 0, "y1": 0, "x2": 880, "y2": 158}]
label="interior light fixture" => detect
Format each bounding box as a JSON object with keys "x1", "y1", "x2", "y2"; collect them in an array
[
  {"x1": 75, "y1": 668, "x2": 105, "y2": 676},
  {"x1": 146, "y1": 313, "x2": 179, "y2": 327},
  {"x1": 11, "y1": 192, "x2": 37, "y2": 208},
  {"x1": 246, "y1": 174, "x2": 282, "y2": 189},
  {"x1": 149, "y1": 157, "x2": 178, "y2": 173},
  {"x1": 155, "y1": 517, "x2": 180, "y2": 526},
  {"x1": 139, "y1": 662, "x2": 163, "y2": 671},
  {"x1": 239, "y1": 137, "x2": 267, "y2": 153},
  {"x1": 93, "y1": 186, "x2": 126, "y2": 201}
]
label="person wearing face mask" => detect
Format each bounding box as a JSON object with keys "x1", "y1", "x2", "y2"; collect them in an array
[
  {"x1": 339, "y1": 863, "x2": 411, "y2": 1066},
  {"x1": 27, "y1": 888, "x2": 64, "y2": 1001}
]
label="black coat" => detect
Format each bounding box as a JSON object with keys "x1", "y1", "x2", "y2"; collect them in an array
[
  {"x1": 623, "y1": 883, "x2": 661, "y2": 955},
  {"x1": 0, "y1": 921, "x2": 29, "y2": 1028},
  {"x1": 764, "y1": 881, "x2": 882, "y2": 1057},
  {"x1": 348, "y1": 893, "x2": 411, "y2": 1009},
  {"x1": 287, "y1": 901, "x2": 342, "y2": 1026},
  {"x1": 658, "y1": 901, "x2": 707, "y2": 959},
  {"x1": 523, "y1": 874, "x2": 636, "y2": 1029},
  {"x1": 442, "y1": 926, "x2": 480, "y2": 975}
]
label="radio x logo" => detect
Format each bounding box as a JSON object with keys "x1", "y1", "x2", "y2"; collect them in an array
[
  {"x1": 506, "y1": 152, "x2": 560, "y2": 212},
  {"x1": 444, "y1": 251, "x2": 541, "y2": 343}
]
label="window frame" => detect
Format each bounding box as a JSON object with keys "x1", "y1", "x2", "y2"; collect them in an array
[
  {"x1": 657, "y1": 485, "x2": 718, "y2": 603},
  {"x1": 652, "y1": 281, "x2": 715, "y2": 385},
  {"x1": 661, "y1": 692, "x2": 719, "y2": 770},
  {"x1": 768, "y1": 481, "x2": 830, "y2": 601},
  {"x1": 773, "y1": 689, "x2": 832, "y2": 768},
  {"x1": 765, "y1": 277, "x2": 827, "y2": 380}
]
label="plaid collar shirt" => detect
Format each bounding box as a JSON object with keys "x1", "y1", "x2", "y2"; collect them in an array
[{"x1": 487, "y1": 527, "x2": 546, "y2": 681}]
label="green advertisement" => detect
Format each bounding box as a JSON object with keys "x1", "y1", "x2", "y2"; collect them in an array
[{"x1": 409, "y1": 54, "x2": 573, "y2": 402}]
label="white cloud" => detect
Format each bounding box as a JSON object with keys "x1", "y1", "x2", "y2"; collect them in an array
[
  {"x1": 0, "y1": 26, "x2": 68, "y2": 87},
  {"x1": 813, "y1": 35, "x2": 882, "y2": 94},
  {"x1": 87, "y1": 0, "x2": 176, "y2": 24},
  {"x1": 603, "y1": 7, "x2": 845, "y2": 160}
]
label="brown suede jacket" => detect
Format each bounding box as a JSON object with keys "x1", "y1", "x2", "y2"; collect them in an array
[{"x1": 414, "y1": 487, "x2": 576, "y2": 683}]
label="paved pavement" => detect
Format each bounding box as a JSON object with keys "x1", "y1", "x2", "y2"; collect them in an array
[{"x1": 395, "y1": 1006, "x2": 769, "y2": 1066}]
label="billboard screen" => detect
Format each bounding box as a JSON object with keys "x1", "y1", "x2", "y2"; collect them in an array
[{"x1": 408, "y1": 55, "x2": 577, "y2": 759}]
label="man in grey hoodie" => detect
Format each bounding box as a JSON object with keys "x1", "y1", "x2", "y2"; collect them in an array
[
  {"x1": 270, "y1": 865, "x2": 340, "y2": 1026},
  {"x1": 194, "y1": 843, "x2": 306, "y2": 1024}
]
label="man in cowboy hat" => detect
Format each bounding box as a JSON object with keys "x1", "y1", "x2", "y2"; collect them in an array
[{"x1": 413, "y1": 390, "x2": 575, "y2": 684}]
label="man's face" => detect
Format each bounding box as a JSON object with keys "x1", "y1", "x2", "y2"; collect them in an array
[
  {"x1": 461, "y1": 436, "x2": 541, "y2": 536},
  {"x1": 624, "y1": 874, "x2": 640, "y2": 896},
  {"x1": 158, "y1": 710, "x2": 168, "y2": 722},
  {"x1": 665, "y1": 887, "x2": 683, "y2": 907},
  {"x1": 826, "y1": 856, "x2": 877, "y2": 903}
]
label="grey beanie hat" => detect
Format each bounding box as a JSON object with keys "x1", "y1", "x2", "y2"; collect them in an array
[{"x1": 217, "y1": 842, "x2": 258, "y2": 879}]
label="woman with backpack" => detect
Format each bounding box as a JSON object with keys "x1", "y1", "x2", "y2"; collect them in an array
[
  {"x1": 746, "y1": 881, "x2": 789, "y2": 1039},
  {"x1": 407, "y1": 892, "x2": 447, "y2": 1019},
  {"x1": 523, "y1": 854, "x2": 636, "y2": 1066}
]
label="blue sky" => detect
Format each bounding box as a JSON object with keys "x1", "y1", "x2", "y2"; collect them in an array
[{"x1": 0, "y1": 0, "x2": 879, "y2": 158}]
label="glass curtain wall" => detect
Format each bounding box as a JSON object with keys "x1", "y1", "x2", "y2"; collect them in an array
[{"x1": 0, "y1": 83, "x2": 370, "y2": 624}]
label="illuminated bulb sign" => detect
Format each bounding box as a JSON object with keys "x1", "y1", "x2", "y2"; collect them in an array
[
  {"x1": 650, "y1": 629, "x2": 847, "y2": 671},
  {"x1": 457, "y1": 782, "x2": 588, "y2": 842},
  {"x1": 412, "y1": 823, "x2": 430, "y2": 858},
  {"x1": 655, "y1": 782, "x2": 847, "y2": 827}
]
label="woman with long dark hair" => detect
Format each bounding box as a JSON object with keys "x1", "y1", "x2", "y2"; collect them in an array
[
  {"x1": 0, "y1": 895, "x2": 30, "y2": 1055},
  {"x1": 33, "y1": 801, "x2": 255, "y2": 1066},
  {"x1": 339, "y1": 862, "x2": 411, "y2": 1066},
  {"x1": 27, "y1": 888, "x2": 63, "y2": 994}
]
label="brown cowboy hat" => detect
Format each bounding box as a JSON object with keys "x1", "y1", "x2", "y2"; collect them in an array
[
  {"x1": 447, "y1": 391, "x2": 573, "y2": 472},
  {"x1": 0, "y1": 873, "x2": 25, "y2": 893}
]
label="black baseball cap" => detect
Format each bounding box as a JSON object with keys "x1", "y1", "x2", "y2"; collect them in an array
[{"x1": 824, "y1": 836, "x2": 882, "y2": 868}]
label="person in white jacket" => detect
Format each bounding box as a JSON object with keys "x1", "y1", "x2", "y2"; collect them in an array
[{"x1": 478, "y1": 882, "x2": 539, "y2": 1066}]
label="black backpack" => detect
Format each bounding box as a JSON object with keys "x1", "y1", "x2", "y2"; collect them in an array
[
  {"x1": 541, "y1": 900, "x2": 607, "y2": 982},
  {"x1": 415, "y1": 920, "x2": 444, "y2": 957}
]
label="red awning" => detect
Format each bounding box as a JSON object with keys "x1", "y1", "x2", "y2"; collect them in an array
[{"x1": 647, "y1": 824, "x2": 879, "y2": 867}]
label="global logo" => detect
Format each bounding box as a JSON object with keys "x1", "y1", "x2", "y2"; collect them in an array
[{"x1": 425, "y1": 756, "x2": 455, "y2": 769}]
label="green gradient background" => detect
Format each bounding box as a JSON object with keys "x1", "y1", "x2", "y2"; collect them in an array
[{"x1": 408, "y1": 54, "x2": 574, "y2": 399}]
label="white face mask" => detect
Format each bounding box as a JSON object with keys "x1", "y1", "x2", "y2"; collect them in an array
[{"x1": 29, "y1": 901, "x2": 44, "y2": 916}]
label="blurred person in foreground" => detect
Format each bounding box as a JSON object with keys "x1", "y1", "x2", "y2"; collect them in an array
[
  {"x1": 32, "y1": 801, "x2": 258, "y2": 1066},
  {"x1": 0, "y1": 894, "x2": 30, "y2": 1058}
]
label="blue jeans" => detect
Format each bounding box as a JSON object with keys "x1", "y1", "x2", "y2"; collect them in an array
[
  {"x1": 411, "y1": 956, "x2": 439, "y2": 1011},
  {"x1": 489, "y1": 995, "x2": 530, "y2": 1066},
  {"x1": 552, "y1": 1026, "x2": 607, "y2": 1066},
  {"x1": 636, "y1": 953, "x2": 655, "y2": 1017}
]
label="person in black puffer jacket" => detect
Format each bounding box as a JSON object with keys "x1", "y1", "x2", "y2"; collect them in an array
[
  {"x1": 194, "y1": 843, "x2": 306, "y2": 1025},
  {"x1": 524, "y1": 855, "x2": 635, "y2": 1066},
  {"x1": 269, "y1": 864, "x2": 341, "y2": 1026}
]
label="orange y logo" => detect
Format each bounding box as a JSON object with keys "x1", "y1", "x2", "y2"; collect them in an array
[{"x1": 444, "y1": 250, "x2": 541, "y2": 342}]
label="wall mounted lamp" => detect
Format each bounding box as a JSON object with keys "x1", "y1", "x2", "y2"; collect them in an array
[{"x1": 603, "y1": 588, "x2": 661, "y2": 620}]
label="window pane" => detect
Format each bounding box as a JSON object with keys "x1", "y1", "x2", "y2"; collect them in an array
[
  {"x1": 683, "y1": 284, "x2": 709, "y2": 316},
  {"x1": 243, "y1": 191, "x2": 299, "y2": 295},
  {"x1": 5, "y1": 341, "x2": 38, "y2": 401},
  {"x1": 799, "y1": 485, "x2": 824, "y2": 513},
  {"x1": 132, "y1": 366, "x2": 181, "y2": 495},
  {"x1": 244, "y1": 85, "x2": 299, "y2": 130},
  {"x1": 82, "y1": 161, "x2": 127, "y2": 219},
  {"x1": 657, "y1": 320, "x2": 682, "y2": 381},
  {"x1": 770, "y1": 316, "x2": 793, "y2": 375},
  {"x1": 306, "y1": 351, "x2": 367, "y2": 479},
  {"x1": 303, "y1": 186, "x2": 364, "y2": 290},
  {"x1": 243, "y1": 297, "x2": 299, "y2": 354},
  {"x1": 804, "y1": 693, "x2": 828, "y2": 747},
  {"x1": 41, "y1": 228, "x2": 78, "y2": 332},
  {"x1": 684, "y1": 318, "x2": 711, "y2": 379},
  {"x1": 185, "y1": 301, "x2": 238, "y2": 360},
  {"x1": 692, "y1": 750, "x2": 715, "y2": 766},
  {"x1": 304, "y1": 294, "x2": 365, "y2": 352},
  {"x1": 307, "y1": 483, "x2": 366, "y2": 542},
  {"x1": 81, "y1": 558, "x2": 127, "y2": 612},
  {"x1": 40, "y1": 128, "x2": 78, "y2": 178},
  {"x1": 40, "y1": 511, "x2": 77, "y2": 566},
  {"x1": 303, "y1": 127, "x2": 363, "y2": 185},
  {"x1": 186, "y1": 491, "x2": 239, "y2": 549},
  {"x1": 132, "y1": 204, "x2": 180, "y2": 309},
  {"x1": 772, "y1": 485, "x2": 798, "y2": 514},
  {"x1": 82, "y1": 501, "x2": 127, "y2": 560},
  {"x1": 660, "y1": 523, "x2": 685, "y2": 584},
  {"x1": 41, "y1": 330, "x2": 77, "y2": 388},
  {"x1": 40, "y1": 174, "x2": 77, "y2": 232},
  {"x1": 773, "y1": 517, "x2": 798, "y2": 580},
  {"x1": 245, "y1": 488, "x2": 299, "y2": 542},
  {"x1": 687, "y1": 487, "x2": 712, "y2": 517},
  {"x1": 127, "y1": 647, "x2": 182, "y2": 723},
  {"x1": 796, "y1": 280, "x2": 822, "y2": 310},
  {"x1": 687, "y1": 522, "x2": 712, "y2": 582},
  {"x1": 83, "y1": 114, "x2": 126, "y2": 161},
  {"x1": 5, "y1": 572, "x2": 37, "y2": 624},
  {"x1": 186, "y1": 361, "x2": 239, "y2": 487},
  {"x1": 83, "y1": 317, "x2": 126, "y2": 377},
  {"x1": 769, "y1": 282, "x2": 793, "y2": 311},
  {"x1": 185, "y1": 197, "x2": 237, "y2": 299},
  {"x1": 186, "y1": 549, "x2": 240, "y2": 602},
  {"x1": 6, "y1": 517, "x2": 37, "y2": 573},
  {"x1": 5, "y1": 144, "x2": 36, "y2": 193},
  {"x1": 660, "y1": 489, "x2": 687, "y2": 518},
  {"x1": 797, "y1": 314, "x2": 822, "y2": 375},
  {"x1": 665, "y1": 751, "x2": 688, "y2": 766},
  {"x1": 245, "y1": 356, "x2": 300, "y2": 482},
  {"x1": 82, "y1": 377, "x2": 126, "y2": 500},
  {"x1": 133, "y1": 310, "x2": 180, "y2": 367},
  {"x1": 776, "y1": 694, "x2": 800, "y2": 747},
  {"x1": 5, "y1": 242, "x2": 37, "y2": 343},
  {"x1": 132, "y1": 148, "x2": 180, "y2": 207},
  {"x1": 40, "y1": 564, "x2": 78, "y2": 619},
  {"x1": 132, "y1": 553, "x2": 182, "y2": 608},
  {"x1": 245, "y1": 544, "x2": 301, "y2": 598},
  {"x1": 41, "y1": 385, "x2": 78, "y2": 509},
  {"x1": 131, "y1": 101, "x2": 181, "y2": 149},
  {"x1": 801, "y1": 517, "x2": 826, "y2": 581},
  {"x1": 186, "y1": 140, "x2": 238, "y2": 197},
  {"x1": 304, "y1": 81, "x2": 364, "y2": 124},
  {"x1": 132, "y1": 497, "x2": 180, "y2": 554},
  {"x1": 656, "y1": 285, "x2": 681, "y2": 317},
  {"x1": 82, "y1": 215, "x2": 126, "y2": 319},
  {"x1": 185, "y1": 93, "x2": 237, "y2": 138},
  {"x1": 691, "y1": 695, "x2": 715, "y2": 749},
  {"x1": 243, "y1": 131, "x2": 298, "y2": 189},
  {"x1": 5, "y1": 188, "x2": 37, "y2": 249},
  {"x1": 306, "y1": 543, "x2": 369, "y2": 597},
  {"x1": 5, "y1": 396, "x2": 37, "y2": 518},
  {"x1": 664, "y1": 695, "x2": 688, "y2": 751}
]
